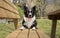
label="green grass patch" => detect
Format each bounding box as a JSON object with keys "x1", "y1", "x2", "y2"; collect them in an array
[
  {"x1": 37, "y1": 19, "x2": 52, "y2": 35},
  {"x1": 37, "y1": 19, "x2": 60, "y2": 38},
  {"x1": 0, "y1": 19, "x2": 60, "y2": 38},
  {"x1": 0, "y1": 23, "x2": 15, "y2": 38}
]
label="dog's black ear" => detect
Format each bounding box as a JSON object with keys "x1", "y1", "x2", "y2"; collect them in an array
[
  {"x1": 23, "y1": 6, "x2": 27, "y2": 10},
  {"x1": 23, "y1": 5, "x2": 28, "y2": 13},
  {"x1": 32, "y1": 6, "x2": 36, "y2": 13},
  {"x1": 32, "y1": 6, "x2": 36, "y2": 10}
]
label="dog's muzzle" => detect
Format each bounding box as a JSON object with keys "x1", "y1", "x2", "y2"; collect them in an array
[{"x1": 28, "y1": 13, "x2": 32, "y2": 18}]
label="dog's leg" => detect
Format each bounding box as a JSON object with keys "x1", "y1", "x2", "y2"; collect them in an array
[{"x1": 31, "y1": 20, "x2": 37, "y2": 30}]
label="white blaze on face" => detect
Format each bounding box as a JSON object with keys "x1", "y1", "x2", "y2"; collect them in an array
[
  {"x1": 29, "y1": 13, "x2": 32, "y2": 15},
  {"x1": 29, "y1": 9, "x2": 32, "y2": 15}
]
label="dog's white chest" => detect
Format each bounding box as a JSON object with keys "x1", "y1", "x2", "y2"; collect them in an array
[
  {"x1": 26, "y1": 19, "x2": 33, "y2": 28},
  {"x1": 24, "y1": 16, "x2": 35, "y2": 28}
]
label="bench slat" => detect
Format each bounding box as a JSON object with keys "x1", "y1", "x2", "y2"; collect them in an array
[
  {"x1": 6, "y1": 29, "x2": 21, "y2": 38},
  {"x1": 17, "y1": 29, "x2": 28, "y2": 38},
  {"x1": 6, "y1": 29, "x2": 50, "y2": 38},
  {"x1": 29, "y1": 29, "x2": 38, "y2": 38}
]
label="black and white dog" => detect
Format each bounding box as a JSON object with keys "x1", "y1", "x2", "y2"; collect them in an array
[{"x1": 20, "y1": 5, "x2": 37, "y2": 30}]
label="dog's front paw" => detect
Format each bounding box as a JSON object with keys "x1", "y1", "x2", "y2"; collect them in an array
[
  {"x1": 32, "y1": 27, "x2": 36, "y2": 30},
  {"x1": 19, "y1": 26, "x2": 25, "y2": 30}
]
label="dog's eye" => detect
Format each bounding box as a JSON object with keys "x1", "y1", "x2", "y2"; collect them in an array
[
  {"x1": 28, "y1": 11, "x2": 30, "y2": 13},
  {"x1": 28, "y1": 11, "x2": 29, "y2": 13}
]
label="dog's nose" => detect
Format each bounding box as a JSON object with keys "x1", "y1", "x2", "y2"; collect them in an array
[{"x1": 29, "y1": 15, "x2": 31, "y2": 17}]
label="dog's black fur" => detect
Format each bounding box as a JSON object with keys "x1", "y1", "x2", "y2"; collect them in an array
[{"x1": 22, "y1": 5, "x2": 37, "y2": 29}]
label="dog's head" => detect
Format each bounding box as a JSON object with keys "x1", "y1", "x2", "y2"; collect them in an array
[{"x1": 23, "y1": 5, "x2": 36, "y2": 18}]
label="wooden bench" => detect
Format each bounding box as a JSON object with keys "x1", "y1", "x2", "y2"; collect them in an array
[
  {"x1": 48, "y1": 9, "x2": 60, "y2": 38},
  {"x1": 0, "y1": 0, "x2": 20, "y2": 29},
  {"x1": 6, "y1": 29, "x2": 50, "y2": 38}
]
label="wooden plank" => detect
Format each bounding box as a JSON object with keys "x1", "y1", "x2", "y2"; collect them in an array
[
  {"x1": 6, "y1": 29, "x2": 22, "y2": 38},
  {"x1": 47, "y1": 9, "x2": 60, "y2": 15},
  {"x1": 48, "y1": 15, "x2": 60, "y2": 20},
  {"x1": 6, "y1": 29, "x2": 50, "y2": 38},
  {"x1": 29, "y1": 29, "x2": 38, "y2": 38},
  {"x1": 36, "y1": 29, "x2": 50, "y2": 38},
  {"x1": 17, "y1": 29, "x2": 28, "y2": 38},
  {"x1": 0, "y1": 0, "x2": 20, "y2": 19},
  {"x1": 51, "y1": 20, "x2": 57, "y2": 38}
]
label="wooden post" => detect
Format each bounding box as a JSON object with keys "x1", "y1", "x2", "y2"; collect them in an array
[
  {"x1": 13, "y1": 19, "x2": 19, "y2": 29},
  {"x1": 51, "y1": 20, "x2": 57, "y2": 38}
]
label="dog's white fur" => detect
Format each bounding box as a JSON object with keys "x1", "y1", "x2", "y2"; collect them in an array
[{"x1": 24, "y1": 15, "x2": 36, "y2": 28}]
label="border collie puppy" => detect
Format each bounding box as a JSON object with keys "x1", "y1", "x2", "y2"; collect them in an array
[{"x1": 20, "y1": 5, "x2": 37, "y2": 30}]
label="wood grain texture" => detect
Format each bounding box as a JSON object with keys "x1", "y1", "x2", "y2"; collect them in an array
[{"x1": 6, "y1": 29, "x2": 50, "y2": 38}]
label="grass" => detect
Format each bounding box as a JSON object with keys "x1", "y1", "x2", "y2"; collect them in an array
[
  {"x1": 37, "y1": 19, "x2": 60, "y2": 38},
  {"x1": 0, "y1": 19, "x2": 60, "y2": 38},
  {"x1": 0, "y1": 23, "x2": 15, "y2": 38},
  {"x1": 37, "y1": 19, "x2": 52, "y2": 36}
]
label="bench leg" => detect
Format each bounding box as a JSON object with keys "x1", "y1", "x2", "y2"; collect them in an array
[
  {"x1": 51, "y1": 20, "x2": 57, "y2": 38},
  {"x1": 13, "y1": 19, "x2": 19, "y2": 29}
]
